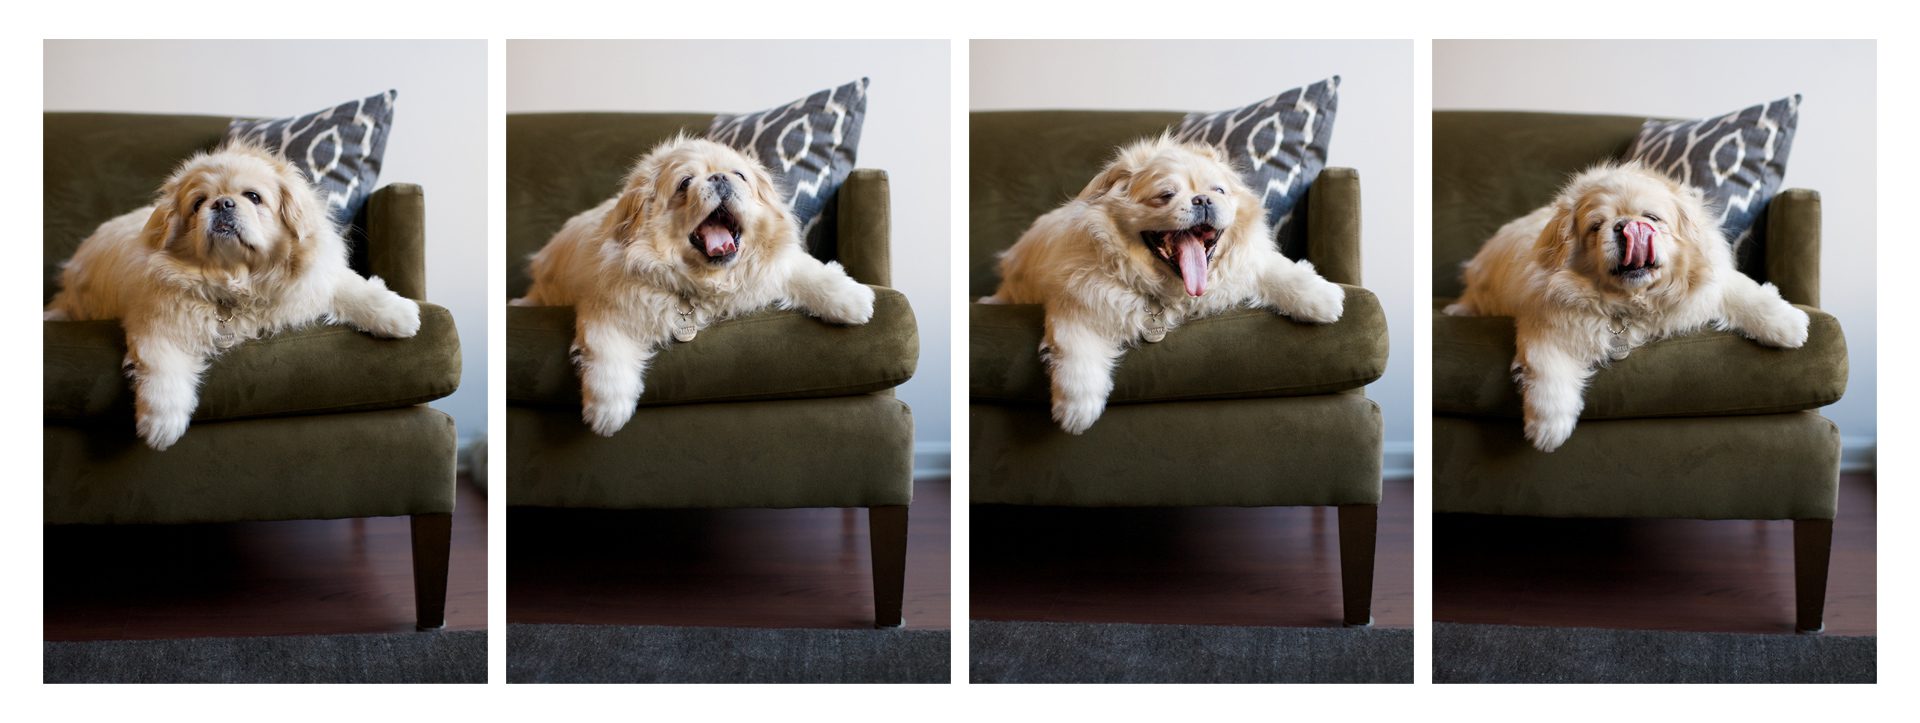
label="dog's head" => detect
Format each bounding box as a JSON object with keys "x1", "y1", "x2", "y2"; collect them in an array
[
  {"x1": 142, "y1": 142, "x2": 329, "y2": 276},
  {"x1": 1079, "y1": 135, "x2": 1263, "y2": 297},
  {"x1": 1535, "y1": 162, "x2": 1718, "y2": 293},
  {"x1": 603, "y1": 136, "x2": 792, "y2": 272}
]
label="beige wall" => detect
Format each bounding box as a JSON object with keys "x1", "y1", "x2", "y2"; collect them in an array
[{"x1": 44, "y1": 39, "x2": 490, "y2": 441}]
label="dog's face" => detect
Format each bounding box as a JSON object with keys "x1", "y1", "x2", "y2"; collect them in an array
[
  {"x1": 605, "y1": 137, "x2": 791, "y2": 271},
  {"x1": 1537, "y1": 162, "x2": 1716, "y2": 293},
  {"x1": 143, "y1": 143, "x2": 327, "y2": 275},
  {"x1": 1079, "y1": 136, "x2": 1260, "y2": 297}
]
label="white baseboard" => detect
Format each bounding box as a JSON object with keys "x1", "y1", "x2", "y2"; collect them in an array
[
  {"x1": 913, "y1": 441, "x2": 951, "y2": 480},
  {"x1": 1383, "y1": 440, "x2": 1413, "y2": 479},
  {"x1": 1841, "y1": 436, "x2": 1875, "y2": 473}
]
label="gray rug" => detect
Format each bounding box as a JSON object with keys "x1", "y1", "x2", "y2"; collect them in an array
[
  {"x1": 507, "y1": 623, "x2": 949, "y2": 683},
  {"x1": 1434, "y1": 623, "x2": 1876, "y2": 683},
  {"x1": 44, "y1": 630, "x2": 486, "y2": 683},
  {"x1": 970, "y1": 620, "x2": 1413, "y2": 683}
]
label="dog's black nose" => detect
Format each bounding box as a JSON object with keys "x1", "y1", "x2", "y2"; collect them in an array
[
  {"x1": 710, "y1": 173, "x2": 730, "y2": 185},
  {"x1": 1191, "y1": 194, "x2": 1213, "y2": 207},
  {"x1": 215, "y1": 197, "x2": 237, "y2": 211},
  {"x1": 1613, "y1": 220, "x2": 1628, "y2": 234}
]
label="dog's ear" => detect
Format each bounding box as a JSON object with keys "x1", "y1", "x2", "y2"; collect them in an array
[
  {"x1": 606, "y1": 157, "x2": 661, "y2": 245},
  {"x1": 1669, "y1": 183, "x2": 1723, "y2": 251},
  {"x1": 1077, "y1": 163, "x2": 1134, "y2": 201},
  {"x1": 140, "y1": 191, "x2": 184, "y2": 253},
  {"x1": 746, "y1": 160, "x2": 786, "y2": 211},
  {"x1": 277, "y1": 172, "x2": 333, "y2": 247},
  {"x1": 1531, "y1": 200, "x2": 1577, "y2": 270}
]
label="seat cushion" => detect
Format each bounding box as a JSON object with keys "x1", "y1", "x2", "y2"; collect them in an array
[
  {"x1": 507, "y1": 286, "x2": 917, "y2": 408},
  {"x1": 1433, "y1": 299, "x2": 1846, "y2": 420},
  {"x1": 44, "y1": 303, "x2": 462, "y2": 423},
  {"x1": 971, "y1": 395, "x2": 1382, "y2": 507},
  {"x1": 971, "y1": 285, "x2": 1386, "y2": 406},
  {"x1": 506, "y1": 395, "x2": 913, "y2": 509},
  {"x1": 1434, "y1": 412, "x2": 1839, "y2": 520},
  {"x1": 46, "y1": 406, "x2": 457, "y2": 525}
]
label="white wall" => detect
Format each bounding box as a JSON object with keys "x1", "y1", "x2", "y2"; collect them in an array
[
  {"x1": 972, "y1": 40, "x2": 1418, "y2": 457},
  {"x1": 1436, "y1": 40, "x2": 1877, "y2": 448},
  {"x1": 507, "y1": 40, "x2": 953, "y2": 453},
  {"x1": 43, "y1": 39, "x2": 490, "y2": 442}
]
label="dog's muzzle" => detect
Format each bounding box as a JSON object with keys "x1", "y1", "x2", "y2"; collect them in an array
[
  {"x1": 1611, "y1": 219, "x2": 1659, "y2": 279},
  {"x1": 689, "y1": 201, "x2": 742, "y2": 264},
  {"x1": 1141, "y1": 222, "x2": 1220, "y2": 297}
]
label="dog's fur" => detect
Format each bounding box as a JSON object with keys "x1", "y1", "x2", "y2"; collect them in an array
[
  {"x1": 44, "y1": 143, "x2": 422, "y2": 451},
  {"x1": 1444, "y1": 162, "x2": 1809, "y2": 452},
  {"x1": 980, "y1": 135, "x2": 1345, "y2": 434},
  {"x1": 511, "y1": 136, "x2": 874, "y2": 436}
]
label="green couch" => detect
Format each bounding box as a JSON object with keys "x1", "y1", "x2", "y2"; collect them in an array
[
  {"x1": 43, "y1": 113, "x2": 463, "y2": 630},
  {"x1": 505, "y1": 113, "x2": 919, "y2": 627},
  {"x1": 970, "y1": 111, "x2": 1390, "y2": 626},
  {"x1": 1432, "y1": 111, "x2": 1849, "y2": 632}
]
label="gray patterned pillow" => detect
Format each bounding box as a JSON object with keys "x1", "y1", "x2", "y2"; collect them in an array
[
  {"x1": 1626, "y1": 95, "x2": 1799, "y2": 279},
  {"x1": 708, "y1": 78, "x2": 868, "y2": 259},
  {"x1": 226, "y1": 90, "x2": 397, "y2": 229},
  {"x1": 1172, "y1": 77, "x2": 1339, "y2": 260}
]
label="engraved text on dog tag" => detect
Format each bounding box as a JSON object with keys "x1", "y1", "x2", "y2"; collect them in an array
[
  {"x1": 212, "y1": 305, "x2": 238, "y2": 350},
  {"x1": 1142, "y1": 304, "x2": 1167, "y2": 343},
  {"x1": 672, "y1": 299, "x2": 698, "y2": 343}
]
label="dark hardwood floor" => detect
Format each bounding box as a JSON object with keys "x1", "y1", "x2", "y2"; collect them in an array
[
  {"x1": 44, "y1": 478, "x2": 489, "y2": 641},
  {"x1": 508, "y1": 477, "x2": 951, "y2": 630},
  {"x1": 971, "y1": 478, "x2": 1414, "y2": 629},
  {"x1": 1435, "y1": 473, "x2": 1876, "y2": 636}
]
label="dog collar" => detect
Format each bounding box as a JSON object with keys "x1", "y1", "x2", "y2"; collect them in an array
[{"x1": 672, "y1": 298, "x2": 698, "y2": 343}]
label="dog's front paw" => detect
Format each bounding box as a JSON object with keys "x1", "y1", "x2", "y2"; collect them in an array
[
  {"x1": 359, "y1": 289, "x2": 422, "y2": 339},
  {"x1": 581, "y1": 398, "x2": 637, "y2": 438},
  {"x1": 137, "y1": 410, "x2": 191, "y2": 451},
  {"x1": 1287, "y1": 278, "x2": 1345, "y2": 324},
  {"x1": 1051, "y1": 394, "x2": 1106, "y2": 435},
  {"x1": 814, "y1": 281, "x2": 876, "y2": 326},
  {"x1": 1523, "y1": 413, "x2": 1576, "y2": 453},
  {"x1": 1747, "y1": 303, "x2": 1811, "y2": 349}
]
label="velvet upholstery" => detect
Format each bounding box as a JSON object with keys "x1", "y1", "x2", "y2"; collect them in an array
[
  {"x1": 968, "y1": 110, "x2": 1384, "y2": 510},
  {"x1": 1431, "y1": 111, "x2": 1846, "y2": 522},
  {"x1": 505, "y1": 112, "x2": 917, "y2": 513},
  {"x1": 43, "y1": 112, "x2": 460, "y2": 530}
]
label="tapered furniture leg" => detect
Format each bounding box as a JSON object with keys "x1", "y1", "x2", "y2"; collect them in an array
[
  {"x1": 411, "y1": 513, "x2": 452, "y2": 630},
  {"x1": 868, "y1": 505, "x2": 909, "y2": 628},
  {"x1": 1794, "y1": 518, "x2": 1832, "y2": 634},
  {"x1": 1337, "y1": 504, "x2": 1377, "y2": 627}
]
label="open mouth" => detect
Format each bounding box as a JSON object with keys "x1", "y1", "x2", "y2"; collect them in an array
[
  {"x1": 688, "y1": 205, "x2": 742, "y2": 264},
  {"x1": 209, "y1": 218, "x2": 241, "y2": 242},
  {"x1": 1610, "y1": 220, "x2": 1658, "y2": 280},
  {"x1": 1141, "y1": 224, "x2": 1219, "y2": 297}
]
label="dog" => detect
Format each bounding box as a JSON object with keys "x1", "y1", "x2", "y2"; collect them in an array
[
  {"x1": 1444, "y1": 161, "x2": 1810, "y2": 452},
  {"x1": 44, "y1": 142, "x2": 422, "y2": 451},
  {"x1": 511, "y1": 136, "x2": 875, "y2": 436},
  {"x1": 980, "y1": 134, "x2": 1345, "y2": 434}
]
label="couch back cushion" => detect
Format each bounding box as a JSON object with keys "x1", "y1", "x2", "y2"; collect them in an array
[
  {"x1": 44, "y1": 113, "x2": 229, "y2": 302},
  {"x1": 1431, "y1": 111, "x2": 1643, "y2": 298},
  {"x1": 968, "y1": 110, "x2": 1187, "y2": 300}
]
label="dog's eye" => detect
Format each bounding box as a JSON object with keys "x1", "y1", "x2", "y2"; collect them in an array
[
  {"x1": 243, "y1": 191, "x2": 262, "y2": 205},
  {"x1": 191, "y1": 197, "x2": 206, "y2": 214},
  {"x1": 677, "y1": 176, "x2": 694, "y2": 193},
  {"x1": 1645, "y1": 213, "x2": 1661, "y2": 223},
  {"x1": 1589, "y1": 221, "x2": 1603, "y2": 233},
  {"x1": 1212, "y1": 186, "x2": 1226, "y2": 195},
  {"x1": 733, "y1": 170, "x2": 748, "y2": 181},
  {"x1": 1157, "y1": 191, "x2": 1176, "y2": 202}
]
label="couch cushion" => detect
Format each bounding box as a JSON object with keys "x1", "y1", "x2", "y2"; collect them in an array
[
  {"x1": 507, "y1": 395, "x2": 913, "y2": 509},
  {"x1": 1433, "y1": 299, "x2": 1846, "y2": 420},
  {"x1": 971, "y1": 395, "x2": 1382, "y2": 507},
  {"x1": 507, "y1": 286, "x2": 917, "y2": 408},
  {"x1": 46, "y1": 406, "x2": 457, "y2": 525},
  {"x1": 970, "y1": 285, "x2": 1386, "y2": 406},
  {"x1": 44, "y1": 303, "x2": 462, "y2": 423}
]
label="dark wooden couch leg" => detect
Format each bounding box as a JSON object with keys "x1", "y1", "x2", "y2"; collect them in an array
[
  {"x1": 1337, "y1": 504, "x2": 1377, "y2": 627},
  {"x1": 868, "y1": 505, "x2": 908, "y2": 628},
  {"x1": 1794, "y1": 518, "x2": 1832, "y2": 634},
  {"x1": 411, "y1": 513, "x2": 452, "y2": 631}
]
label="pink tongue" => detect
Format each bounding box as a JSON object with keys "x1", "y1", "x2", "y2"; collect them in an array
[
  {"x1": 699, "y1": 222, "x2": 736, "y2": 257},
  {"x1": 1622, "y1": 220, "x2": 1656, "y2": 268},
  {"x1": 1175, "y1": 233, "x2": 1208, "y2": 297}
]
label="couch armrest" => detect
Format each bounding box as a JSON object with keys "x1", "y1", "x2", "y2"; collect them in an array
[
  {"x1": 1766, "y1": 188, "x2": 1821, "y2": 307},
  {"x1": 1306, "y1": 167, "x2": 1362, "y2": 286},
  {"x1": 365, "y1": 183, "x2": 427, "y2": 300},
  {"x1": 836, "y1": 168, "x2": 891, "y2": 287}
]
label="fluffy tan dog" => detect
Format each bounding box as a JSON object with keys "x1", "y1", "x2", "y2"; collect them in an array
[
  {"x1": 981, "y1": 135, "x2": 1345, "y2": 434},
  {"x1": 1445, "y1": 162, "x2": 1809, "y2": 452},
  {"x1": 511, "y1": 136, "x2": 875, "y2": 436},
  {"x1": 44, "y1": 143, "x2": 422, "y2": 451}
]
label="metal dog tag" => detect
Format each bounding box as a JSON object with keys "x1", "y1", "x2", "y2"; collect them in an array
[
  {"x1": 212, "y1": 306, "x2": 239, "y2": 350},
  {"x1": 672, "y1": 300, "x2": 699, "y2": 343},
  {"x1": 1142, "y1": 304, "x2": 1167, "y2": 343}
]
